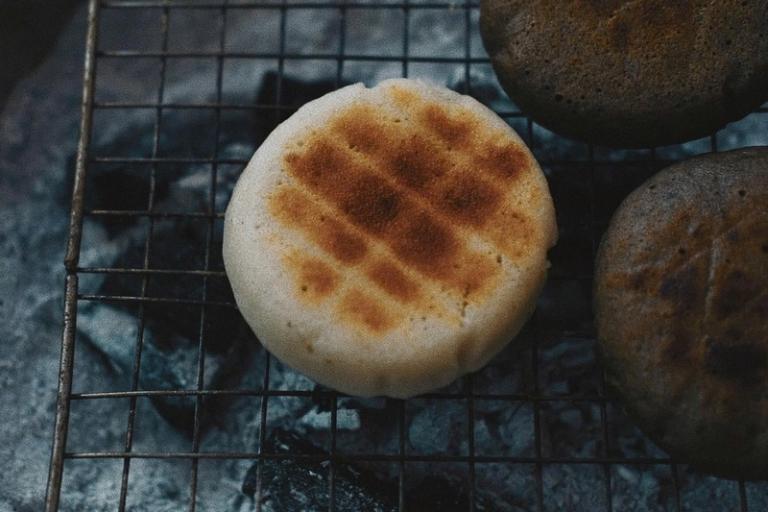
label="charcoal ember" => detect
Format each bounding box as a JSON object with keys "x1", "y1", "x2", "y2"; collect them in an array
[
  {"x1": 474, "y1": 401, "x2": 535, "y2": 458},
  {"x1": 606, "y1": 403, "x2": 667, "y2": 459},
  {"x1": 403, "y1": 463, "x2": 500, "y2": 512},
  {"x1": 266, "y1": 357, "x2": 320, "y2": 392},
  {"x1": 539, "y1": 400, "x2": 603, "y2": 458},
  {"x1": 407, "y1": 399, "x2": 468, "y2": 455},
  {"x1": 240, "y1": 428, "x2": 502, "y2": 511},
  {"x1": 406, "y1": 474, "x2": 471, "y2": 511},
  {"x1": 242, "y1": 429, "x2": 397, "y2": 512},
  {"x1": 335, "y1": 397, "x2": 401, "y2": 452},
  {"x1": 0, "y1": 0, "x2": 80, "y2": 108},
  {"x1": 298, "y1": 401, "x2": 361, "y2": 432},
  {"x1": 61, "y1": 156, "x2": 169, "y2": 217},
  {"x1": 91, "y1": 164, "x2": 167, "y2": 213},
  {"x1": 139, "y1": 333, "x2": 252, "y2": 433},
  {"x1": 538, "y1": 337, "x2": 602, "y2": 397},
  {"x1": 76, "y1": 302, "x2": 252, "y2": 433},
  {"x1": 610, "y1": 465, "x2": 676, "y2": 512},
  {"x1": 474, "y1": 464, "x2": 538, "y2": 512},
  {"x1": 542, "y1": 464, "x2": 608, "y2": 511},
  {"x1": 74, "y1": 156, "x2": 257, "y2": 433},
  {"x1": 676, "y1": 466, "x2": 743, "y2": 511},
  {"x1": 746, "y1": 482, "x2": 768, "y2": 510},
  {"x1": 78, "y1": 213, "x2": 254, "y2": 433}
]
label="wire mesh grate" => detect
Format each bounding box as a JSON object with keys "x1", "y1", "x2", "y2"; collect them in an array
[{"x1": 45, "y1": 0, "x2": 768, "y2": 511}]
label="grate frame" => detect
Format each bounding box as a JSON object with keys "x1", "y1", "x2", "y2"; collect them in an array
[{"x1": 44, "y1": 1, "x2": 761, "y2": 511}]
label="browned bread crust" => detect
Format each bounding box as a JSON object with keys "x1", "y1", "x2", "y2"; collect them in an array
[
  {"x1": 480, "y1": 0, "x2": 768, "y2": 148},
  {"x1": 595, "y1": 147, "x2": 768, "y2": 478},
  {"x1": 223, "y1": 80, "x2": 557, "y2": 398}
]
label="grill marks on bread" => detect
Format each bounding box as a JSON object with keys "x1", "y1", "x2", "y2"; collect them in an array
[
  {"x1": 332, "y1": 102, "x2": 529, "y2": 231},
  {"x1": 365, "y1": 259, "x2": 421, "y2": 304},
  {"x1": 271, "y1": 187, "x2": 368, "y2": 264},
  {"x1": 339, "y1": 95, "x2": 538, "y2": 257},
  {"x1": 602, "y1": 179, "x2": 768, "y2": 384},
  {"x1": 271, "y1": 85, "x2": 537, "y2": 333},
  {"x1": 284, "y1": 252, "x2": 341, "y2": 304},
  {"x1": 282, "y1": 139, "x2": 496, "y2": 294},
  {"x1": 286, "y1": 252, "x2": 403, "y2": 334},
  {"x1": 338, "y1": 288, "x2": 397, "y2": 334}
]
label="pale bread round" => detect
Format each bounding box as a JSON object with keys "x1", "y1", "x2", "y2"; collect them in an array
[{"x1": 223, "y1": 79, "x2": 557, "y2": 398}]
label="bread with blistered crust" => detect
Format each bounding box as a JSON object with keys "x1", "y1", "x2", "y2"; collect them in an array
[
  {"x1": 223, "y1": 79, "x2": 557, "y2": 398},
  {"x1": 480, "y1": 0, "x2": 768, "y2": 148},
  {"x1": 595, "y1": 147, "x2": 768, "y2": 478}
]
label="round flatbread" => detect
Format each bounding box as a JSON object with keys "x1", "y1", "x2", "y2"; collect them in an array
[
  {"x1": 595, "y1": 147, "x2": 768, "y2": 478},
  {"x1": 480, "y1": 0, "x2": 768, "y2": 148},
  {"x1": 223, "y1": 79, "x2": 557, "y2": 398}
]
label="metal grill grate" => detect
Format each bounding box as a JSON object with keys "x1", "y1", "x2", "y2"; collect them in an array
[{"x1": 45, "y1": 1, "x2": 768, "y2": 511}]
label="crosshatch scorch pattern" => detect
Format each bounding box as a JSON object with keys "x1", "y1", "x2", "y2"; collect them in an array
[
  {"x1": 45, "y1": 0, "x2": 768, "y2": 511},
  {"x1": 270, "y1": 85, "x2": 548, "y2": 334}
]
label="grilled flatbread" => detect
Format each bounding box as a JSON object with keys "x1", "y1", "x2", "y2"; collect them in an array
[
  {"x1": 223, "y1": 79, "x2": 557, "y2": 397},
  {"x1": 595, "y1": 147, "x2": 768, "y2": 478},
  {"x1": 480, "y1": 0, "x2": 768, "y2": 148}
]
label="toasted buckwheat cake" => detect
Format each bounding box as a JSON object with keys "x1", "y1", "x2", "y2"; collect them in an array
[
  {"x1": 595, "y1": 147, "x2": 768, "y2": 478},
  {"x1": 480, "y1": 0, "x2": 768, "y2": 148}
]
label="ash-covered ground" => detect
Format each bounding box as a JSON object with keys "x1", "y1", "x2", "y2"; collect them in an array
[{"x1": 2, "y1": 3, "x2": 768, "y2": 512}]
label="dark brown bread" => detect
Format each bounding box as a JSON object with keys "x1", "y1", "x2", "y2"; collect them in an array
[
  {"x1": 595, "y1": 147, "x2": 768, "y2": 478},
  {"x1": 480, "y1": 0, "x2": 768, "y2": 148}
]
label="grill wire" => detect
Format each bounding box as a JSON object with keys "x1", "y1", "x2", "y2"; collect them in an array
[{"x1": 44, "y1": 1, "x2": 768, "y2": 511}]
